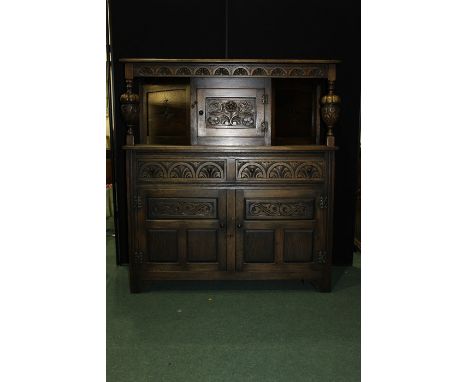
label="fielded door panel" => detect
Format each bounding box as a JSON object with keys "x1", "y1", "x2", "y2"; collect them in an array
[
  {"x1": 235, "y1": 189, "x2": 326, "y2": 272},
  {"x1": 136, "y1": 188, "x2": 227, "y2": 272}
]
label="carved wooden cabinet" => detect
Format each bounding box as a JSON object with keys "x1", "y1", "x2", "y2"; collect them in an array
[{"x1": 121, "y1": 59, "x2": 340, "y2": 293}]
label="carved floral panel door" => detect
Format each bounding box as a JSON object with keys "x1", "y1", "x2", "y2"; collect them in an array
[
  {"x1": 191, "y1": 78, "x2": 272, "y2": 145},
  {"x1": 235, "y1": 188, "x2": 326, "y2": 272},
  {"x1": 136, "y1": 188, "x2": 227, "y2": 272}
]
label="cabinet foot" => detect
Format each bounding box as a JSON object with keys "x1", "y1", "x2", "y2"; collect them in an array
[
  {"x1": 129, "y1": 279, "x2": 143, "y2": 293},
  {"x1": 310, "y1": 272, "x2": 331, "y2": 292}
]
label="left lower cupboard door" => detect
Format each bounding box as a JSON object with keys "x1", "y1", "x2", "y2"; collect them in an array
[{"x1": 135, "y1": 188, "x2": 227, "y2": 272}]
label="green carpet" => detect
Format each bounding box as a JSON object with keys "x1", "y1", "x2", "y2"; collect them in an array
[{"x1": 107, "y1": 236, "x2": 360, "y2": 382}]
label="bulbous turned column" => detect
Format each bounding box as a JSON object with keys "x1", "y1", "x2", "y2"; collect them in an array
[
  {"x1": 321, "y1": 66, "x2": 341, "y2": 147},
  {"x1": 120, "y1": 79, "x2": 139, "y2": 145}
]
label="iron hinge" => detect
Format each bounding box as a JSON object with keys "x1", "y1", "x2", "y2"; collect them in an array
[
  {"x1": 134, "y1": 250, "x2": 144, "y2": 264},
  {"x1": 319, "y1": 196, "x2": 328, "y2": 209},
  {"x1": 316, "y1": 250, "x2": 327, "y2": 264},
  {"x1": 261, "y1": 94, "x2": 269, "y2": 104},
  {"x1": 261, "y1": 121, "x2": 269, "y2": 132},
  {"x1": 133, "y1": 195, "x2": 142, "y2": 209}
]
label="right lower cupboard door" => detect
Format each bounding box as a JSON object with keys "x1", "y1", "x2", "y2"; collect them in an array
[{"x1": 235, "y1": 189, "x2": 326, "y2": 272}]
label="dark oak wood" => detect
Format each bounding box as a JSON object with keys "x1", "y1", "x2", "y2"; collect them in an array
[{"x1": 121, "y1": 59, "x2": 340, "y2": 293}]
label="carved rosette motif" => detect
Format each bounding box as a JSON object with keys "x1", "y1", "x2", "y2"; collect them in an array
[
  {"x1": 148, "y1": 199, "x2": 216, "y2": 219},
  {"x1": 237, "y1": 160, "x2": 324, "y2": 181},
  {"x1": 246, "y1": 200, "x2": 314, "y2": 219},
  {"x1": 138, "y1": 160, "x2": 225, "y2": 181},
  {"x1": 206, "y1": 98, "x2": 256, "y2": 128},
  {"x1": 133, "y1": 63, "x2": 328, "y2": 78}
]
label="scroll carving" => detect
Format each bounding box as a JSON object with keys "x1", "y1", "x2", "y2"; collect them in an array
[
  {"x1": 148, "y1": 198, "x2": 217, "y2": 219},
  {"x1": 138, "y1": 160, "x2": 225, "y2": 181},
  {"x1": 246, "y1": 200, "x2": 314, "y2": 219},
  {"x1": 237, "y1": 160, "x2": 324, "y2": 181}
]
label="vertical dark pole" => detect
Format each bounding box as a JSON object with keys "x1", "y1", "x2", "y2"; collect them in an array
[
  {"x1": 225, "y1": 0, "x2": 229, "y2": 58},
  {"x1": 107, "y1": 0, "x2": 124, "y2": 265}
]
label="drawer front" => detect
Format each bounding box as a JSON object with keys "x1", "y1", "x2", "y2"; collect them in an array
[
  {"x1": 136, "y1": 158, "x2": 227, "y2": 183},
  {"x1": 235, "y1": 158, "x2": 326, "y2": 183}
]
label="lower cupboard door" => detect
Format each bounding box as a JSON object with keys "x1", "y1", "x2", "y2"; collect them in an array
[
  {"x1": 235, "y1": 188, "x2": 326, "y2": 272},
  {"x1": 136, "y1": 188, "x2": 227, "y2": 272}
]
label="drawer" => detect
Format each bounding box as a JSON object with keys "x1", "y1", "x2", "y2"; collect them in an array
[
  {"x1": 136, "y1": 158, "x2": 227, "y2": 183},
  {"x1": 235, "y1": 157, "x2": 326, "y2": 183}
]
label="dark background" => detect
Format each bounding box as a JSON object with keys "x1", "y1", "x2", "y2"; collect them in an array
[{"x1": 108, "y1": 0, "x2": 360, "y2": 265}]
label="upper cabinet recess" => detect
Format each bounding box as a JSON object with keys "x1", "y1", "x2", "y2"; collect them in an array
[{"x1": 119, "y1": 59, "x2": 341, "y2": 147}]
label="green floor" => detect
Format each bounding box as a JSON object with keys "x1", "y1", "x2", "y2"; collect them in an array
[{"x1": 107, "y1": 235, "x2": 360, "y2": 381}]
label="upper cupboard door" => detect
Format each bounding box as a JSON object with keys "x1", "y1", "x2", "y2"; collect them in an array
[{"x1": 191, "y1": 78, "x2": 271, "y2": 145}]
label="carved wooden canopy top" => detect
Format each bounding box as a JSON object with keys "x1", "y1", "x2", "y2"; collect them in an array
[{"x1": 120, "y1": 59, "x2": 340, "y2": 79}]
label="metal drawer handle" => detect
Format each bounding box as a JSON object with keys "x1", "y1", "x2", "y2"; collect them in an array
[
  {"x1": 220, "y1": 223, "x2": 225, "y2": 228},
  {"x1": 237, "y1": 223, "x2": 242, "y2": 229}
]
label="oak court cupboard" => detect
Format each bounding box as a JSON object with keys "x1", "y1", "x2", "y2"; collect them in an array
[{"x1": 120, "y1": 59, "x2": 341, "y2": 293}]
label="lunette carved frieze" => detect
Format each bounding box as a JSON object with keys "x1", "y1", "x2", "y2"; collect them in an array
[
  {"x1": 147, "y1": 198, "x2": 217, "y2": 219},
  {"x1": 245, "y1": 199, "x2": 315, "y2": 219},
  {"x1": 137, "y1": 160, "x2": 226, "y2": 181},
  {"x1": 236, "y1": 160, "x2": 325, "y2": 181},
  {"x1": 133, "y1": 63, "x2": 327, "y2": 78}
]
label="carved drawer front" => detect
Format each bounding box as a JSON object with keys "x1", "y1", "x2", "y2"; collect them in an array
[
  {"x1": 137, "y1": 158, "x2": 226, "y2": 182},
  {"x1": 235, "y1": 158, "x2": 326, "y2": 182}
]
